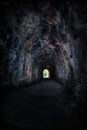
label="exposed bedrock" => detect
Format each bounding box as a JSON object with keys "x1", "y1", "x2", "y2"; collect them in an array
[{"x1": 0, "y1": 1, "x2": 87, "y2": 90}]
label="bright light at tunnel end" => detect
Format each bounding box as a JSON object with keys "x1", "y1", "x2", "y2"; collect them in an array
[{"x1": 43, "y1": 69, "x2": 50, "y2": 78}]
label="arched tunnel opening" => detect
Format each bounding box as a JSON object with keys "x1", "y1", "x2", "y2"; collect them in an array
[
  {"x1": 41, "y1": 63, "x2": 55, "y2": 80},
  {"x1": 33, "y1": 55, "x2": 56, "y2": 81},
  {"x1": 43, "y1": 68, "x2": 50, "y2": 78}
]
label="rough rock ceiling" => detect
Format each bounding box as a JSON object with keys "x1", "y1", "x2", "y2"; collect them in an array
[{"x1": 0, "y1": 1, "x2": 87, "y2": 86}]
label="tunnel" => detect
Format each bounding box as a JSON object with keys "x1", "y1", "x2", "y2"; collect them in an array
[{"x1": 0, "y1": 0, "x2": 87, "y2": 129}]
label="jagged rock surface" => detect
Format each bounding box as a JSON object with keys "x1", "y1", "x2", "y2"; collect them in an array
[{"x1": 0, "y1": 1, "x2": 87, "y2": 88}]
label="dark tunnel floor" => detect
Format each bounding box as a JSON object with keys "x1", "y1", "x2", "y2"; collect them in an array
[{"x1": 0, "y1": 79, "x2": 87, "y2": 128}]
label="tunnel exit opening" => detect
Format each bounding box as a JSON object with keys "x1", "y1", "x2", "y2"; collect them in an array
[
  {"x1": 41, "y1": 64, "x2": 55, "y2": 79},
  {"x1": 43, "y1": 69, "x2": 50, "y2": 78}
]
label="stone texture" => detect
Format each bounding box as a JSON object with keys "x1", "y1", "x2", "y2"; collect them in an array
[{"x1": 0, "y1": 1, "x2": 87, "y2": 89}]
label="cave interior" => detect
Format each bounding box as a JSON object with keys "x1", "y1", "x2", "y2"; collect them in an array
[{"x1": 0, "y1": 0, "x2": 87, "y2": 128}]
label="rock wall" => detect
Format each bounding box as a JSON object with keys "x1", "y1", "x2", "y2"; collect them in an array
[{"x1": 0, "y1": 1, "x2": 87, "y2": 87}]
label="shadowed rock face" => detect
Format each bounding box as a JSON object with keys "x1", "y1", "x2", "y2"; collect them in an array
[
  {"x1": 0, "y1": 0, "x2": 87, "y2": 97},
  {"x1": 0, "y1": 1, "x2": 87, "y2": 86}
]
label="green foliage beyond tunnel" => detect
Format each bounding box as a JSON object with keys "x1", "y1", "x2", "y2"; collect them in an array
[{"x1": 43, "y1": 69, "x2": 50, "y2": 78}]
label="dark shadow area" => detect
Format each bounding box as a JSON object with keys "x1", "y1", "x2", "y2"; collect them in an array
[{"x1": 1, "y1": 80, "x2": 87, "y2": 129}]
